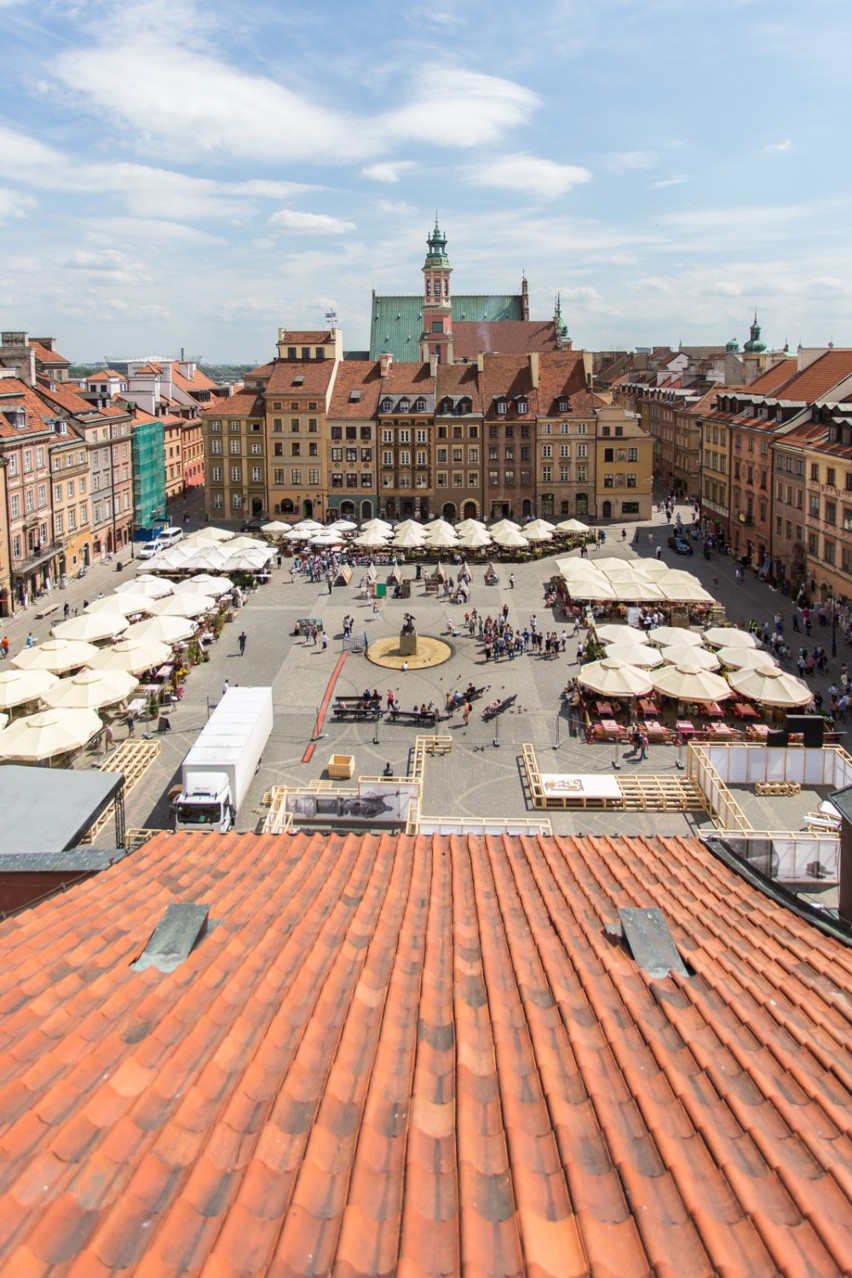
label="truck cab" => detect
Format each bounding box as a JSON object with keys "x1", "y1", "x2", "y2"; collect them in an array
[{"x1": 174, "y1": 772, "x2": 235, "y2": 833}]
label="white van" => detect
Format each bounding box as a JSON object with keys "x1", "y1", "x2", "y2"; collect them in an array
[
  {"x1": 157, "y1": 527, "x2": 184, "y2": 548},
  {"x1": 139, "y1": 538, "x2": 164, "y2": 560}
]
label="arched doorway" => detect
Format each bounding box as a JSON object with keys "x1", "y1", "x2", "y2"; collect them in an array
[
  {"x1": 442, "y1": 502, "x2": 456, "y2": 521},
  {"x1": 280, "y1": 499, "x2": 295, "y2": 516},
  {"x1": 521, "y1": 499, "x2": 532, "y2": 518},
  {"x1": 302, "y1": 499, "x2": 314, "y2": 518},
  {"x1": 602, "y1": 500, "x2": 612, "y2": 519},
  {"x1": 340, "y1": 500, "x2": 356, "y2": 518},
  {"x1": 360, "y1": 499, "x2": 373, "y2": 519},
  {"x1": 251, "y1": 497, "x2": 263, "y2": 516},
  {"x1": 82, "y1": 543, "x2": 91, "y2": 566},
  {"x1": 462, "y1": 500, "x2": 479, "y2": 519}
]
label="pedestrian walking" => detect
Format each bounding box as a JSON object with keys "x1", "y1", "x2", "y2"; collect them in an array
[
  {"x1": 462, "y1": 700, "x2": 471, "y2": 725},
  {"x1": 0, "y1": 636, "x2": 7, "y2": 658},
  {"x1": 509, "y1": 573, "x2": 515, "y2": 589},
  {"x1": 655, "y1": 545, "x2": 662, "y2": 560},
  {"x1": 223, "y1": 679, "x2": 230, "y2": 697},
  {"x1": 238, "y1": 630, "x2": 247, "y2": 656},
  {"x1": 321, "y1": 632, "x2": 328, "y2": 651},
  {"x1": 639, "y1": 731, "x2": 649, "y2": 760},
  {"x1": 125, "y1": 713, "x2": 135, "y2": 738},
  {"x1": 401, "y1": 661, "x2": 408, "y2": 673}
]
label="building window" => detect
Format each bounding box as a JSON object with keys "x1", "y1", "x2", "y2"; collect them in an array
[
  {"x1": 231, "y1": 466, "x2": 241, "y2": 482},
  {"x1": 232, "y1": 493, "x2": 242, "y2": 510},
  {"x1": 229, "y1": 439, "x2": 240, "y2": 455}
]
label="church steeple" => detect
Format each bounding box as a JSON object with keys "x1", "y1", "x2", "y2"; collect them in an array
[
  {"x1": 744, "y1": 311, "x2": 766, "y2": 354},
  {"x1": 554, "y1": 293, "x2": 571, "y2": 350},
  {"x1": 420, "y1": 216, "x2": 454, "y2": 364}
]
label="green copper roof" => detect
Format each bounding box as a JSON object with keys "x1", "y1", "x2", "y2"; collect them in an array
[
  {"x1": 424, "y1": 220, "x2": 449, "y2": 267},
  {"x1": 744, "y1": 312, "x2": 766, "y2": 354},
  {"x1": 369, "y1": 294, "x2": 524, "y2": 360}
]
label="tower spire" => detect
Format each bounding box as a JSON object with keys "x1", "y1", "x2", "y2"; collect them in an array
[{"x1": 420, "y1": 215, "x2": 453, "y2": 364}]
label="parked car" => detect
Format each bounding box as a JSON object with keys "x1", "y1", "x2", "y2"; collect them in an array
[
  {"x1": 241, "y1": 518, "x2": 266, "y2": 532},
  {"x1": 668, "y1": 534, "x2": 692, "y2": 555},
  {"x1": 139, "y1": 539, "x2": 164, "y2": 560}
]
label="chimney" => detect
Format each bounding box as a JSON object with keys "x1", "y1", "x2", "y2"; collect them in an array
[
  {"x1": 429, "y1": 353, "x2": 438, "y2": 377},
  {"x1": 529, "y1": 352, "x2": 540, "y2": 388},
  {"x1": 380, "y1": 352, "x2": 393, "y2": 377},
  {"x1": 476, "y1": 352, "x2": 485, "y2": 373}
]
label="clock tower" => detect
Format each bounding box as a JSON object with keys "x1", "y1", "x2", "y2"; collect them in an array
[{"x1": 420, "y1": 219, "x2": 454, "y2": 364}]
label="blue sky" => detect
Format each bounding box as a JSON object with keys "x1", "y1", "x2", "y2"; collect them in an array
[{"x1": 1, "y1": 0, "x2": 849, "y2": 363}]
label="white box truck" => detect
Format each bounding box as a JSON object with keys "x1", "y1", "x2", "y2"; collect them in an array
[{"x1": 174, "y1": 686, "x2": 273, "y2": 832}]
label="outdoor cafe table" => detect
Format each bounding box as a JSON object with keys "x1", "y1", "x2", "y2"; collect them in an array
[
  {"x1": 675, "y1": 720, "x2": 696, "y2": 737},
  {"x1": 153, "y1": 664, "x2": 174, "y2": 683},
  {"x1": 695, "y1": 701, "x2": 724, "y2": 718},
  {"x1": 595, "y1": 701, "x2": 614, "y2": 717},
  {"x1": 747, "y1": 723, "x2": 771, "y2": 739},
  {"x1": 733, "y1": 703, "x2": 759, "y2": 719},
  {"x1": 638, "y1": 699, "x2": 658, "y2": 717},
  {"x1": 706, "y1": 722, "x2": 736, "y2": 740},
  {"x1": 599, "y1": 718, "x2": 622, "y2": 739},
  {"x1": 644, "y1": 721, "x2": 669, "y2": 742}
]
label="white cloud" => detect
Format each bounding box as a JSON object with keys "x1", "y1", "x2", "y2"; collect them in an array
[
  {"x1": 764, "y1": 139, "x2": 793, "y2": 153},
  {"x1": 604, "y1": 150, "x2": 658, "y2": 173},
  {"x1": 360, "y1": 162, "x2": 416, "y2": 184},
  {"x1": 650, "y1": 175, "x2": 688, "y2": 189},
  {"x1": 467, "y1": 153, "x2": 592, "y2": 200},
  {"x1": 267, "y1": 210, "x2": 355, "y2": 235},
  {"x1": 0, "y1": 188, "x2": 35, "y2": 219},
  {"x1": 379, "y1": 70, "x2": 537, "y2": 148},
  {"x1": 375, "y1": 199, "x2": 415, "y2": 214}
]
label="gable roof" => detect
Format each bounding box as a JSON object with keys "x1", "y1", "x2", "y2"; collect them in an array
[
  {"x1": 452, "y1": 319, "x2": 559, "y2": 359},
  {"x1": 327, "y1": 359, "x2": 385, "y2": 418},
  {"x1": 370, "y1": 293, "x2": 524, "y2": 360},
  {"x1": 200, "y1": 388, "x2": 264, "y2": 417},
  {"x1": 0, "y1": 829, "x2": 847, "y2": 1276},
  {"x1": 265, "y1": 360, "x2": 336, "y2": 398},
  {"x1": 28, "y1": 340, "x2": 70, "y2": 368}
]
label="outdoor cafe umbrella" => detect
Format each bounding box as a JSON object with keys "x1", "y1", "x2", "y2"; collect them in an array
[
  {"x1": 87, "y1": 636, "x2": 171, "y2": 676},
  {"x1": 577, "y1": 657, "x2": 654, "y2": 698},
  {"x1": 126, "y1": 615, "x2": 196, "y2": 646},
  {"x1": 423, "y1": 524, "x2": 459, "y2": 547},
  {"x1": 393, "y1": 519, "x2": 424, "y2": 536},
  {"x1": 90, "y1": 591, "x2": 157, "y2": 618},
  {"x1": 727, "y1": 665, "x2": 812, "y2": 708},
  {"x1": 51, "y1": 612, "x2": 130, "y2": 643},
  {"x1": 523, "y1": 518, "x2": 556, "y2": 536},
  {"x1": 43, "y1": 668, "x2": 138, "y2": 712},
  {"x1": 556, "y1": 518, "x2": 589, "y2": 533},
  {"x1": 423, "y1": 517, "x2": 455, "y2": 535},
  {"x1": 328, "y1": 519, "x2": 357, "y2": 532},
  {"x1": 488, "y1": 518, "x2": 521, "y2": 536},
  {"x1": 354, "y1": 530, "x2": 391, "y2": 548},
  {"x1": 491, "y1": 525, "x2": 529, "y2": 548},
  {"x1": 117, "y1": 576, "x2": 173, "y2": 598},
  {"x1": 715, "y1": 645, "x2": 778, "y2": 670},
  {"x1": 12, "y1": 638, "x2": 98, "y2": 674},
  {"x1": 172, "y1": 578, "x2": 225, "y2": 599},
  {"x1": 658, "y1": 580, "x2": 715, "y2": 604},
  {"x1": 360, "y1": 518, "x2": 393, "y2": 534},
  {"x1": 659, "y1": 644, "x2": 721, "y2": 671},
  {"x1": 521, "y1": 527, "x2": 553, "y2": 543},
  {"x1": 595, "y1": 623, "x2": 649, "y2": 645},
  {"x1": 392, "y1": 527, "x2": 427, "y2": 549},
  {"x1": 183, "y1": 526, "x2": 233, "y2": 545},
  {"x1": 0, "y1": 707, "x2": 102, "y2": 763},
  {"x1": 190, "y1": 573, "x2": 234, "y2": 592},
  {"x1": 457, "y1": 528, "x2": 492, "y2": 550},
  {"x1": 0, "y1": 667, "x2": 59, "y2": 711},
  {"x1": 647, "y1": 626, "x2": 703, "y2": 648},
  {"x1": 292, "y1": 520, "x2": 324, "y2": 533},
  {"x1": 222, "y1": 548, "x2": 274, "y2": 573},
  {"x1": 261, "y1": 520, "x2": 291, "y2": 535},
  {"x1": 456, "y1": 518, "x2": 487, "y2": 535},
  {"x1": 703, "y1": 626, "x2": 758, "y2": 649},
  {"x1": 145, "y1": 592, "x2": 212, "y2": 619},
  {"x1": 652, "y1": 663, "x2": 732, "y2": 703},
  {"x1": 603, "y1": 643, "x2": 664, "y2": 668}
]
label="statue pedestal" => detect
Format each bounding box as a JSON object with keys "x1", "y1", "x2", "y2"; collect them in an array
[{"x1": 399, "y1": 632, "x2": 418, "y2": 656}]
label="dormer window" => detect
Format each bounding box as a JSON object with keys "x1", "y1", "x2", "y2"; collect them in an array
[
  {"x1": 558, "y1": 398, "x2": 568, "y2": 412},
  {"x1": 496, "y1": 398, "x2": 507, "y2": 415},
  {"x1": 398, "y1": 399, "x2": 410, "y2": 413},
  {"x1": 414, "y1": 397, "x2": 426, "y2": 411},
  {"x1": 517, "y1": 398, "x2": 527, "y2": 415},
  {"x1": 381, "y1": 398, "x2": 392, "y2": 412}
]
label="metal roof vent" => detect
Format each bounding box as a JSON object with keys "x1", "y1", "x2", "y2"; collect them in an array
[
  {"x1": 607, "y1": 907, "x2": 689, "y2": 979},
  {"x1": 131, "y1": 902, "x2": 209, "y2": 973}
]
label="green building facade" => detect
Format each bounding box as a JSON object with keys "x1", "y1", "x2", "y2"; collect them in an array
[{"x1": 132, "y1": 417, "x2": 167, "y2": 535}]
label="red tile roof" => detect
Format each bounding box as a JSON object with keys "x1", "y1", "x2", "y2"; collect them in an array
[
  {"x1": 380, "y1": 360, "x2": 434, "y2": 395},
  {"x1": 452, "y1": 319, "x2": 559, "y2": 359},
  {"x1": 265, "y1": 360, "x2": 336, "y2": 397},
  {"x1": 85, "y1": 369, "x2": 124, "y2": 381},
  {"x1": 745, "y1": 360, "x2": 798, "y2": 395},
  {"x1": 28, "y1": 340, "x2": 70, "y2": 367},
  {"x1": 768, "y1": 349, "x2": 852, "y2": 402},
  {"x1": 200, "y1": 389, "x2": 264, "y2": 417},
  {"x1": 0, "y1": 830, "x2": 847, "y2": 1275},
  {"x1": 0, "y1": 378, "x2": 66, "y2": 439},
  {"x1": 278, "y1": 329, "x2": 335, "y2": 344},
  {"x1": 327, "y1": 359, "x2": 385, "y2": 418}
]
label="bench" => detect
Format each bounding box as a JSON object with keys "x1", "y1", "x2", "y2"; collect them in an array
[
  {"x1": 332, "y1": 705, "x2": 382, "y2": 722},
  {"x1": 386, "y1": 709, "x2": 438, "y2": 727},
  {"x1": 35, "y1": 603, "x2": 59, "y2": 619}
]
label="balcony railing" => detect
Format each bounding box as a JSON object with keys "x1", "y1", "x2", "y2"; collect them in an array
[{"x1": 12, "y1": 541, "x2": 63, "y2": 576}]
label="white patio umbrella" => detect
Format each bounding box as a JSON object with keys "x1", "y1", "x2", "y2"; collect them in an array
[
  {"x1": 0, "y1": 668, "x2": 59, "y2": 711},
  {"x1": 225, "y1": 536, "x2": 267, "y2": 553},
  {"x1": 457, "y1": 528, "x2": 493, "y2": 550},
  {"x1": 12, "y1": 638, "x2": 98, "y2": 674},
  {"x1": 577, "y1": 658, "x2": 654, "y2": 698},
  {"x1": 523, "y1": 518, "x2": 556, "y2": 536},
  {"x1": 456, "y1": 518, "x2": 487, "y2": 535},
  {"x1": 423, "y1": 517, "x2": 454, "y2": 534},
  {"x1": 647, "y1": 626, "x2": 703, "y2": 648},
  {"x1": 658, "y1": 581, "x2": 715, "y2": 604},
  {"x1": 116, "y1": 576, "x2": 173, "y2": 598},
  {"x1": 392, "y1": 527, "x2": 427, "y2": 549},
  {"x1": 261, "y1": 520, "x2": 291, "y2": 535},
  {"x1": 637, "y1": 558, "x2": 673, "y2": 578},
  {"x1": 87, "y1": 636, "x2": 171, "y2": 676},
  {"x1": 145, "y1": 593, "x2": 212, "y2": 619},
  {"x1": 555, "y1": 518, "x2": 589, "y2": 533},
  {"x1": 144, "y1": 547, "x2": 197, "y2": 573},
  {"x1": 43, "y1": 668, "x2": 138, "y2": 711},
  {"x1": 491, "y1": 526, "x2": 529, "y2": 548},
  {"x1": 310, "y1": 532, "x2": 344, "y2": 546},
  {"x1": 594, "y1": 623, "x2": 649, "y2": 645},
  {"x1": 354, "y1": 531, "x2": 391, "y2": 548},
  {"x1": 394, "y1": 518, "x2": 425, "y2": 535},
  {"x1": 659, "y1": 645, "x2": 721, "y2": 671},
  {"x1": 703, "y1": 626, "x2": 758, "y2": 649},
  {"x1": 91, "y1": 591, "x2": 157, "y2": 618},
  {"x1": 51, "y1": 612, "x2": 130, "y2": 643},
  {"x1": 521, "y1": 527, "x2": 553, "y2": 543},
  {"x1": 222, "y1": 549, "x2": 274, "y2": 573},
  {"x1": 181, "y1": 546, "x2": 232, "y2": 572},
  {"x1": 489, "y1": 518, "x2": 521, "y2": 535},
  {"x1": 423, "y1": 525, "x2": 459, "y2": 548},
  {"x1": 284, "y1": 528, "x2": 314, "y2": 541},
  {"x1": 360, "y1": 518, "x2": 393, "y2": 534},
  {"x1": 566, "y1": 576, "x2": 618, "y2": 601},
  {"x1": 0, "y1": 707, "x2": 103, "y2": 762},
  {"x1": 171, "y1": 579, "x2": 224, "y2": 600},
  {"x1": 715, "y1": 646, "x2": 779, "y2": 671},
  {"x1": 292, "y1": 520, "x2": 324, "y2": 533},
  {"x1": 603, "y1": 644, "x2": 665, "y2": 668},
  {"x1": 727, "y1": 666, "x2": 812, "y2": 708},
  {"x1": 652, "y1": 663, "x2": 732, "y2": 703},
  {"x1": 190, "y1": 574, "x2": 234, "y2": 592},
  {"x1": 328, "y1": 519, "x2": 357, "y2": 532},
  {"x1": 183, "y1": 526, "x2": 234, "y2": 545},
  {"x1": 126, "y1": 615, "x2": 196, "y2": 646}
]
